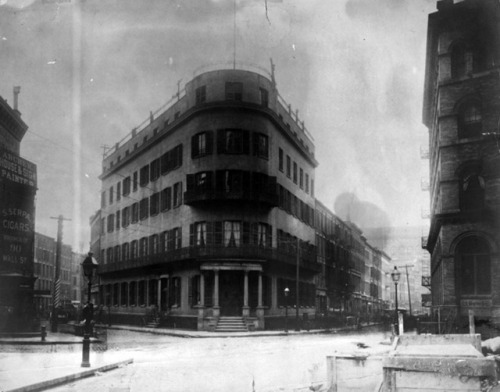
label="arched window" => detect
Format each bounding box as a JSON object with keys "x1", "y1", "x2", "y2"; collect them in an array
[
  {"x1": 451, "y1": 42, "x2": 467, "y2": 79},
  {"x1": 456, "y1": 236, "x2": 491, "y2": 296},
  {"x1": 460, "y1": 171, "x2": 485, "y2": 211},
  {"x1": 458, "y1": 101, "x2": 482, "y2": 138}
]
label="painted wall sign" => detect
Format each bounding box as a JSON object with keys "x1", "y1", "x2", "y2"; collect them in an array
[{"x1": 0, "y1": 147, "x2": 37, "y2": 188}]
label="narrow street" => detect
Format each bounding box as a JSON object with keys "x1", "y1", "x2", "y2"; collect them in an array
[{"x1": 48, "y1": 328, "x2": 391, "y2": 392}]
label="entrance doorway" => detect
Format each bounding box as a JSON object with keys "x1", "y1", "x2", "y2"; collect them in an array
[{"x1": 219, "y1": 271, "x2": 243, "y2": 316}]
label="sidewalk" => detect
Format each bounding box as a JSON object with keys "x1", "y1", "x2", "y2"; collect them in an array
[{"x1": 0, "y1": 323, "x2": 382, "y2": 392}]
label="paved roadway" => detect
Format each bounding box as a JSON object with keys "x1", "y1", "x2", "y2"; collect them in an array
[{"x1": 48, "y1": 328, "x2": 392, "y2": 392}]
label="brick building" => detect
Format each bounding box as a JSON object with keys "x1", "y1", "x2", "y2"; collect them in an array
[
  {"x1": 93, "y1": 66, "x2": 386, "y2": 330},
  {"x1": 423, "y1": 0, "x2": 500, "y2": 329},
  {"x1": 0, "y1": 88, "x2": 37, "y2": 332}
]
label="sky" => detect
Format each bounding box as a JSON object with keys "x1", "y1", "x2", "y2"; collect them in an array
[{"x1": 0, "y1": 0, "x2": 437, "y2": 252}]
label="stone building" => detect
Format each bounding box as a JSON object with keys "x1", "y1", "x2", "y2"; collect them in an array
[
  {"x1": 0, "y1": 88, "x2": 37, "y2": 332},
  {"x1": 94, "y1": 66, "x2": 386, "y2": 330},
  {"x1": 423, "y1": 0, "x2": 500, "y2": 329}
]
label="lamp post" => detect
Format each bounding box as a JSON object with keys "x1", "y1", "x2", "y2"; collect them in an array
[
  {"x1": 391, "y1": 266, "x2": 401, "y2": 335},
  {"x1": 284, "y1": 287, "x2": 290, "y2": 333},
  {"x1": 81, "y1": 252, "x2": 98, "y2": 368}
]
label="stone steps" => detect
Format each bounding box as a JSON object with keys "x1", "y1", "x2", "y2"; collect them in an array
[{"x1": 215, "y1": 316, "x2": 248, "y2": 332}]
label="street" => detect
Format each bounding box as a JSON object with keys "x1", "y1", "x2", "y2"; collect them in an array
[{"x1": 47, "y1": 327, "x2": 391, "y2": 392}]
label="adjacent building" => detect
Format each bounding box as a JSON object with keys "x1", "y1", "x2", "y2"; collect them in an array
[
  {"x1": 93, "y1": 66, "x2": 388, "y2": 330},
  {"x1": 423, "y1": 0, "x2": 500, "y2": 329},
  {"x1": 0, "y1": 88, "x2": 37, "y2": 332}
]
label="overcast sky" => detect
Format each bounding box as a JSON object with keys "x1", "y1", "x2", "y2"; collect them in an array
[{"x1": 0, "y1": 0, "x2": 436, "y2": 252}]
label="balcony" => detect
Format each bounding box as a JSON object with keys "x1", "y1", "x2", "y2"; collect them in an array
[
  {"x1": 184, "y1": 189, "x2": 278, "y2": 207},
  {"x1": 422, "y1": 276, "x2": 431, "y2": 287},
  {"x1": 99, "y1": 244, "x2": 320, "y2": 274}
]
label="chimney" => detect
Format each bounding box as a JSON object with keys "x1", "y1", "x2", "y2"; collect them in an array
[{"x1": 13, "y1": 86, "x2": 20, "y2": 111}]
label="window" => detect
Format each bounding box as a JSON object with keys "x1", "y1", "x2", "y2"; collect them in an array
[
  {"x1": 299, "y1": 168, "x2": 303, "y2": 189},
  {"x1": 116, "y1": 182, "x2": 121, "y2": 201},
  {"x1": 311, "y1": 179, "x2": 314, "y2": 197},
  {"x1": 121, "y1": 283, "x2": 127, "y2": 306},
  {"x1": 286, "y1": 156, "x2": 291, "y2": 178},
  {"x1": 101, "y1": 191, "x2": 106, "y2": 208},
  {"x1": 193, "y1": 222, "x2": 206, "y2": 246},
  {"x1": 451, "y1": 42, "x2": 467, "y2": 79},
  {"x1": 172, "y1": 182, "x2": 182, "y2": 207},
  {"x1": 115, "y1": 210, "x2": 120, "y2": 229},
  {"x1": 305, "y1": 174, "x2": 309, "y2": 193},
  {"x1": 161, "y1": 144, "x2": 183, "y2": 174},
  {"x1": 114, "y1": 245, "x2": 120, "y2": 263},
  {"x1": 221, "y1": 170, "x2": 243, "y2": 193},
  {"x1": 107, "y1": 214, "x2": 114, "y2": 233},
  {"x1": 196, "y1": 86, "x2": 206, "y2": 104},
  {"x1": 106, "y1": 248, "x2": 113, "y2": 264},
  {"x1": 190, "y1": 275, "x2": 201, "y2": 306},
  {"x1": 224, "y1": 221, "x2": 241, "y2": 247},
  {"x1": 457, "y1": 236, "x2": 490, "y2": 295},
  {"x1": 139, "y1": 198, "x2": 149, "y2": 220},
  {"x1": 109, "y1": 186, "x2": 114, "y2": 204},
  {"x1": 131, "y1": 203, "x2": 139, "y2": 223},
  {"x1": 150, "y1": 192, "x2": 160, "y2": 216},
  {"x1": 133, "y1": 172, "x2": 138, "y2": 192},
  {"x1": 293, "y1": 162, "x2": 298, "y2": 184},
  {"x1": 217, "y1": 129, "x2": 250, "y2": 154},
  {"x1": 131, "y1": 240, "x2": 138, "y2": 259},
  {"x1": 278, "y1": 148, "x2": 284, "y2": 172},
  {"x1": 191, "y1": 131, "x2": 213, "y2": 158},
  {"x1": 460, "y1": 171, "x2": 485, "y2": 211},
  {"x1": 161, "y1": 187, "x2": 172, "y2": 211},
  {"x1": 169, "y1": 277, "x2": 181, "y2": 307},
  {"x1": 139, "y1": 237, "x2": 148, "y2": 257},
  {"x1": 123, "y1": 176, "x2": 131, "y2": 196},
  {"x1": 260, "y1": 88, "x2": 268, "y2": 107},
  {"x1": 129, "y1": 282, "x2": 136, "y2": 306},
  {"x1": 140, "y1": 165, "x2": 149, "y2": 187},
  {"x1": 172, "y1": 227, "x2": 181, "y2": 249},
  {"x1": 122, "y1": 243, "x2": 130, "y2": 261},
  {"x1": 122, "y1": 207, "x2": 130, "y2": 228},
  {"x1": 458, "y1": 101, "x2": 482, "y2": 138},
  {"x1": 150, "y1": 234, "x2": 159, "y2": 255},
  {"x1": 253, "y1": 133, "x2": 268, "y2": 158},
  {"x1": 150, "y1": 158, "x2": 160, "y2": 182},
  {"x1": 225, "y1": 82, "x2": 243, "y2": 101},
  {"x1": 256, "y1": 223, "x2": 271, "y2": 247}
]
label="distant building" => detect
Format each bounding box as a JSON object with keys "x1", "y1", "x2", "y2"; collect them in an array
[
  {"x1": 92, "y1": 66, "x2": 387, "y2": 330},
  {"x1": 423, "y1": 0, "x2": 500, "y2": 329},
  {"x1": 33, "y1": 232, "x2": 82, "y2": 315},
  {"x1": 0, "y1": 88, "x2": 37, "y2": 332},
  {"x1": 365, "y1": 226, "x2": 431, "y2": 316}
]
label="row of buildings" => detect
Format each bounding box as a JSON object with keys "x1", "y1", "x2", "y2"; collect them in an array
[{"x1": 89, "y1": 66, "x2": 399, "y2": 331}]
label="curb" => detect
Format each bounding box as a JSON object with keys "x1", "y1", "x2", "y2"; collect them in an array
[{"x1": 3, "y1": 358, "x2": 134, "y2": 392}]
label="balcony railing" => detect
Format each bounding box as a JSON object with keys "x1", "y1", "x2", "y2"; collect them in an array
[
  {"x1": 184, "y1": 189, "x2": 279, "y2": 207},
  {"x1": 99, "y1": 244, "x2": 320, "y2": 274}
]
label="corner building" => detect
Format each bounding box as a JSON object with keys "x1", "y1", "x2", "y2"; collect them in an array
[
  {"x1": 98, "y1": 69, "x2": 321, "y2": 330},
  {"x1": 423, "y1": 0, "x2": 500, "y2": 331}
]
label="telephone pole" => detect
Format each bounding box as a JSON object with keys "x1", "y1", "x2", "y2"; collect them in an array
[{"x1": 50, "y1": 215, "x2": 71, "y2": 332}]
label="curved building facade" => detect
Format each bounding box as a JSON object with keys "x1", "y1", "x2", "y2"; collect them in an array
[{"x1": 97, "y1": 69, "x2": 320, "y2": 330}]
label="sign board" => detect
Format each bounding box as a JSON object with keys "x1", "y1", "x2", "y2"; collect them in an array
[{"x1": 0, "y1": 148, "x2": 36, "y2": 275}]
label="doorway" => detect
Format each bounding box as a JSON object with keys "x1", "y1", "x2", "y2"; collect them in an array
[{"x1": 219, "y1": 271, "x2": 243, "y2": 316}]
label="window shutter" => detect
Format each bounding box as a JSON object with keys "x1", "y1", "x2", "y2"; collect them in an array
[
  {"x1": 242, "y1": 130, "x2": 250, "y2": 154},
  {"x1": 188, "y1": 276, "x2": 193, "y2": 306},
  {"x1": 186, "y1": 174, "x2": 195, "y2": 193},
  {"x1": 252, "y1": 132, "x2": 258, "y2": 156},
  {"x1": 206, "y1": 221, "x2": 214, "y2": 246},
  {"x1": 206, "y1": 131, "x2": 213, "y2": 155},
  {"x1": 242, "y1": 222, "x2": 250, "y2": 245},
  {"x1": 267, "y1": 225, "x2": 272, "y2": 247},
  {"x1": 214, "y1": 221, "x2": 223, "y2": 245},
  {"x1": 188, "y1": 224, "x2": 195, "y2": 247},
  {"x1": 191, "y1": 135, "x2": 199, "y2": 158},
  {"x1": 217, "y1": 129, "x2": 225, "y2": 154},
  {"x1": 178, "y1": 144, "x2": 183, "y2": 167}
]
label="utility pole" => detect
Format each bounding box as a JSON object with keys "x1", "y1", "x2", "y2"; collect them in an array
[
  {"x1": 50, "y1": 215, "x2": 71, "y2": 332},
  {"x1": 396, "y1": 264, "x2": 414, "y2": 316},
  {"x1": 295, "y1": 237, "x2": 300, "y2": 331}
]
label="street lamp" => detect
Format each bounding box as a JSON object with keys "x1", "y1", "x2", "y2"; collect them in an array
[
  {"x1": 391, "y1": 266, "x2": 401, "y2": 335},
  {"x1": 81, "y1": 252, "x2": 98, "y2": 368},
  {"x1": 284, "y1": 287, "x2": 290, "y2": 333}
]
